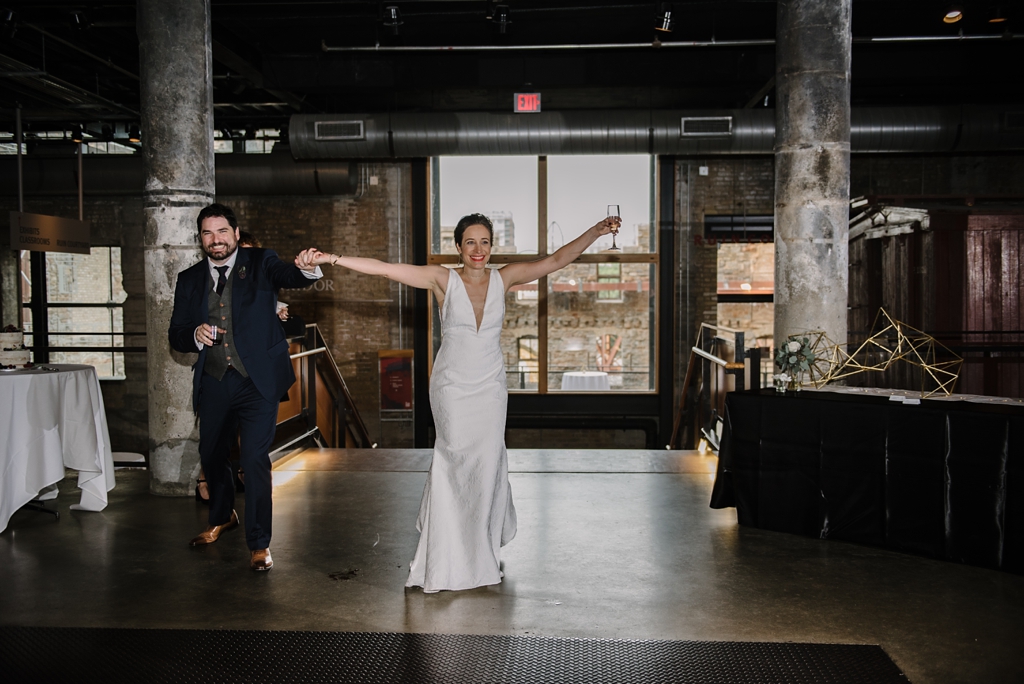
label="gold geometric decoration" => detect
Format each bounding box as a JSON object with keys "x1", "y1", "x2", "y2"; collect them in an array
[
  {"x1": 780, "y1": 330, "x2": 838, "y2": 388},
  {"x1": 819, "y1": 308, "x2": 963, "y2": 397}
]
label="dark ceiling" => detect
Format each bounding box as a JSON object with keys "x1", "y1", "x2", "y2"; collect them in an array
[{"x1": 0, "y1": 0, "x2": 1021, "y2": 139}]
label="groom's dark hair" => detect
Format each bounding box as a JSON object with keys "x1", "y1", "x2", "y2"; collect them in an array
[
  {"x1": 454, "y1": 213, "x2": 493, "y2": 247},
  {"x1": 196, "y1": 203, "x2": 238, "y2": 233}
]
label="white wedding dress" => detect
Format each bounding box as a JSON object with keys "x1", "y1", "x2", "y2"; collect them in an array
[{"x1": 406, "y1": 267, "x2": 517, "y2": 592}]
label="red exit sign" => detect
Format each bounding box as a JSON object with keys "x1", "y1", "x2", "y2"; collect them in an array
[{"x1": 514, "y1": 92, "x2": 541, "y2": 113}]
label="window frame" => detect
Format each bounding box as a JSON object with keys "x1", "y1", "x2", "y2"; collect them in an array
[
  {"x1": 22, "y1": 246, "x2": 139, "y2": 380},
  {"x1": 427, "y1": 155, "x2": 660, "y2": 394}
]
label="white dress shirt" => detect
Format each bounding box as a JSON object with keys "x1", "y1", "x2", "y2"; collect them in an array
[{"x1": 194, "y1": 248, "x2": 322, "y2": 349}]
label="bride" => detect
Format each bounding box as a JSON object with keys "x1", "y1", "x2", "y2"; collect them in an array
[{"x1": 312, "y1": 213, "x2": 618, "y2": 592}]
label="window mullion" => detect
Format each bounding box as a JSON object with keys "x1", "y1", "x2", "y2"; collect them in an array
[
  {"x1": 538, "y1": 274, "x2": 548, "y2": 394},
  {"x1": 537, "y1": 155, "x2": 548, "y2": 393}
]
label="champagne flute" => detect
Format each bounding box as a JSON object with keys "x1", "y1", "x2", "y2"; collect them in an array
[{"x1": 606, "y1": 204, "x2": 622, "y2": 252}]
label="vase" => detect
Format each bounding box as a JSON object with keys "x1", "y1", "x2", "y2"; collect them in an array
[{"x1": 788, "y1": 371, "x2": 803, "y2": 392}]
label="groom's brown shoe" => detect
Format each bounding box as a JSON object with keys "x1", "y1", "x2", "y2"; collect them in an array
[
  {"x1": 189, "y1": 510, "x2": 239, "y2": 546},
  {"x1": 250, "y1": 548, "x2": 273, "y2": 571}
]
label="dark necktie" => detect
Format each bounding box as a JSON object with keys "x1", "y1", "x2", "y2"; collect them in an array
[{"x1": 215, "y1": 266, "x2": 228, "y2": 296}]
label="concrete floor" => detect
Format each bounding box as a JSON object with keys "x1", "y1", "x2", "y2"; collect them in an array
[{"x1": 1, "y1": 448, "x2": 1022, "y2": 684}]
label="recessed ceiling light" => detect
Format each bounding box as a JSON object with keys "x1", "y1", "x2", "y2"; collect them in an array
[
  {"x1": 989, "y1": 6, "x2": 1007, "y2": 23},
  {"x1": 943, "y1": 6, "x2": 963, "y2": 24}
]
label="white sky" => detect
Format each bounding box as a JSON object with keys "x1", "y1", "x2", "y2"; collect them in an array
[{"x1": 440, "y1": 154, "x2": 652, "y2": 254}]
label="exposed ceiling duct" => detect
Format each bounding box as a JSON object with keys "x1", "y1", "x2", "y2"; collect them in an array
[
  {"x1": 289, "y1": 106, "x2": 1024, "y2": 159},
  {"x1": 0, "y1": 149, "x2": 357, "y2": 196}
]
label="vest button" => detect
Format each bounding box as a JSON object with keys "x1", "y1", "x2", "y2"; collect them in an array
[{"x1": 220, "y1": 303, "x2": 225, "y2": 307}]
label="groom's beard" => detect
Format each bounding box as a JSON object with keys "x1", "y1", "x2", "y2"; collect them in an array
[{"x1": 203, "y1": 241, "x2": 238, "y2": 261}]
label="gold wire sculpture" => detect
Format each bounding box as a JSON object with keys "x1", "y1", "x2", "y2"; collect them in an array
[
  {"x1": 809, "y1": 309, "x2": 963, "y2": 397},
  {"x1": 775, "y1": 330, "x2": 837, "y2": 388}
]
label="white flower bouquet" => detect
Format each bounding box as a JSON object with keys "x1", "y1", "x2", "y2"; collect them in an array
[{"x1": 774, "y1": 336, "x2": 816, "y2": 389}]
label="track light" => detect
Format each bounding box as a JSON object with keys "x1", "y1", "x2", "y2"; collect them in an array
[
  {"x1": 2, "y1": 10, "x2": 17, "y2": 40},
  {"x1": 493, "y1": 5, "x2": 511, "y2": 34},
  {"x1": 128, "y1": 124, "x2": 141, "y2": 143},
  {"x1": 655, "y1": 3, "x2": 674, "y2": 33},
  {"x1": 942, "y1": 5, "x2": 963, "y2": 24},
  {"x1": 383, "y1": 6, "x2": 403, "y2": 36},
  {"x1": 69, "y1": 10, "x2": 89, "y2": 31},
  {"x1": 70, "y1": 125, "x2": 84, "y2": 143}
]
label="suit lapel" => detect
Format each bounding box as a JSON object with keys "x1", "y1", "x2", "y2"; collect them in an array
[
  {"x1": 199, "y1": 258, "x2": 211, "y2": 317},
  {"x1": 232, "y1": 247, "x2": 251, "y2": 323}
]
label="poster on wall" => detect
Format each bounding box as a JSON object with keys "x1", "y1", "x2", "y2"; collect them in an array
[{"x1": 379, "y1": 350, "x2": 414, "y2": 411}]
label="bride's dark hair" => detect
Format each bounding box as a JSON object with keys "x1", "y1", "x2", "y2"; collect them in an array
[{"x1": 454, "y1": 213, "x2": 493, "y2": 247}]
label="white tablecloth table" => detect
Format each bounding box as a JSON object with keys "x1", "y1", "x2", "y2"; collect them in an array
[
  {"x1": 560, "y1": 371, "x2": 611, "y2": 391},
  {"x1": 0, "y1": 364, "x2": 115, "y2": 533}
]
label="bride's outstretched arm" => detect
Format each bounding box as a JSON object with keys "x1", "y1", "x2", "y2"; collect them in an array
[
  {"x1": 500, "y1": 217, "x2": 618, "y2": 288},
  {"x1": 307, "y1": 250, "x2": 449, "y2": 292}
]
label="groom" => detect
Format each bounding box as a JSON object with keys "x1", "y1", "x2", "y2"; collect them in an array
[{"x1": 168, "y1": 203, "x2": 323, "y2": 571}]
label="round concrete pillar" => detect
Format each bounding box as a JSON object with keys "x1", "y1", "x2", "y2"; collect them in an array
[
  {"x1": 138, "y1": 0, "x2": 215, "y2": 495},
  {"x1": 773, "y1": 0, "x2": 852, "y2": 353}
]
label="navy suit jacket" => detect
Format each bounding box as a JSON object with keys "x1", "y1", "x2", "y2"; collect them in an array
[{"x1": 168, "y1": 247, "x2": 316, "y2": 413}]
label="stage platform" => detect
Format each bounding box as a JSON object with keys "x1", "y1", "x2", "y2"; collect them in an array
[{"x1": 1, "y1": 448, "x2": 1022, "y2": 683}]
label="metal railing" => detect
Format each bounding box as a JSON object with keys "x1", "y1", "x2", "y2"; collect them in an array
[{"x1": 269, "y1": 324, "x2": 372, "y2": 459}]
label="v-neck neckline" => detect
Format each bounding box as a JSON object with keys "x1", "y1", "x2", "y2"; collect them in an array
[{"x1": 456, "y1": 268, "x2": 492, "y2": 334}]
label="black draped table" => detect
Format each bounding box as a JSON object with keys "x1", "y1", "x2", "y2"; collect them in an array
[{"x1": 710, "y1": 388, "x2": 1024, "y2": 573}]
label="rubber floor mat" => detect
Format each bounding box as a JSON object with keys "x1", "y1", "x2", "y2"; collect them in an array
[{"x1": 0, "y1": 626, "x2": 909, "y2": 683}]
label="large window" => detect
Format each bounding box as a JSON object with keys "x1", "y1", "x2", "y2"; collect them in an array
[
  {"x1": 430, "y1": 154, "x2": 657, "y2": 393},
  {"x1": 21, "y1": 247, "x2": 128, "y2": 379}
]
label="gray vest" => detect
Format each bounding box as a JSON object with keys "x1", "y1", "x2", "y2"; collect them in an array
[{"x1": 205, "y1": 271, "x2": 249, "y2": 381}]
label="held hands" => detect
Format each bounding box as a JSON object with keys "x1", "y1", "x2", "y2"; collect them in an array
[
  {"x1": 294, "y1": 249, "x2": 338, "y2": 269},
  {"x1": 294, "y1": 248, "x2": 324, "y2": 271}
]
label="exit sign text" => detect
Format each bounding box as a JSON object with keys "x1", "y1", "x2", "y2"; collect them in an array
[{"x1": 514, "y1": 93, "x2": 541, "y2": 113}]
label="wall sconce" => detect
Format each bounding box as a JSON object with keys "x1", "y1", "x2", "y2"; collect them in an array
[{"x1": 70, "y1": 125, "x2": 84, "y2": 143}]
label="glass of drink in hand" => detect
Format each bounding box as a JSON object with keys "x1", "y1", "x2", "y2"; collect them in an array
[
  {"x1": 209, "y1": 323, "x2": 223, "y2": 346},
  {"x1": 606, "y1": 205, "x2": 622, "y2": 252}
]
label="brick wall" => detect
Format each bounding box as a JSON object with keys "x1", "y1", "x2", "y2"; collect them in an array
[{"x1": 221, "y1": 162, "x2": 415, "y2": 447}]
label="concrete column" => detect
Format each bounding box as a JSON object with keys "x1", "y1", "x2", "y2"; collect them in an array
[
  {"x1": 773, "y1": 0, "x2": 851, "y2": 350},
  {"x1": 138, "y1": 0, "x2": 215, "y2": 495},
  {"x1": 1, "y1": 108, "x2": 24, "y2": 329}
]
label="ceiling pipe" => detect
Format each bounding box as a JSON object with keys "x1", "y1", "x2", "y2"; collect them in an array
[
  {"x1": 288, "y1": 106, "x2": 1024, "y2": 159},
  {"x1": 0, "y1": 149, "x2": 358, "y2": 196},
  {"x1": 321, "y1": 34, "x2": 1021, "y2": 52}
]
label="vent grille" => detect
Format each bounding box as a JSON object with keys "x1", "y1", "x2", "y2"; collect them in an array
[
  {"x1": 1006, "y1": 111, "x2": 1024, "y2": 130},
  {"x1": 315, "y1": 121, "x2": 365, "y2": 141},
  {"x1": 681, "y1": 117, "x2": 733, "y2": 137}
]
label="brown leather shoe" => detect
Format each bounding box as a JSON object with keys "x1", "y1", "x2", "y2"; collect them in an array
[
  {"x1": 189, "y1": 510, "x2": 239, "y2": 546},
  {"x1": 250, "y1": 548, "x2": 273, "y2": 571}
]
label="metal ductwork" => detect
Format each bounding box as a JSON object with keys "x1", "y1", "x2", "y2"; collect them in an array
[
  {"x1": 289, "y1": 106, "x2": 1024, "y2": 159},
  {"x1": 0, "y1": 148, "x2": 357, "y2": 196}
]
